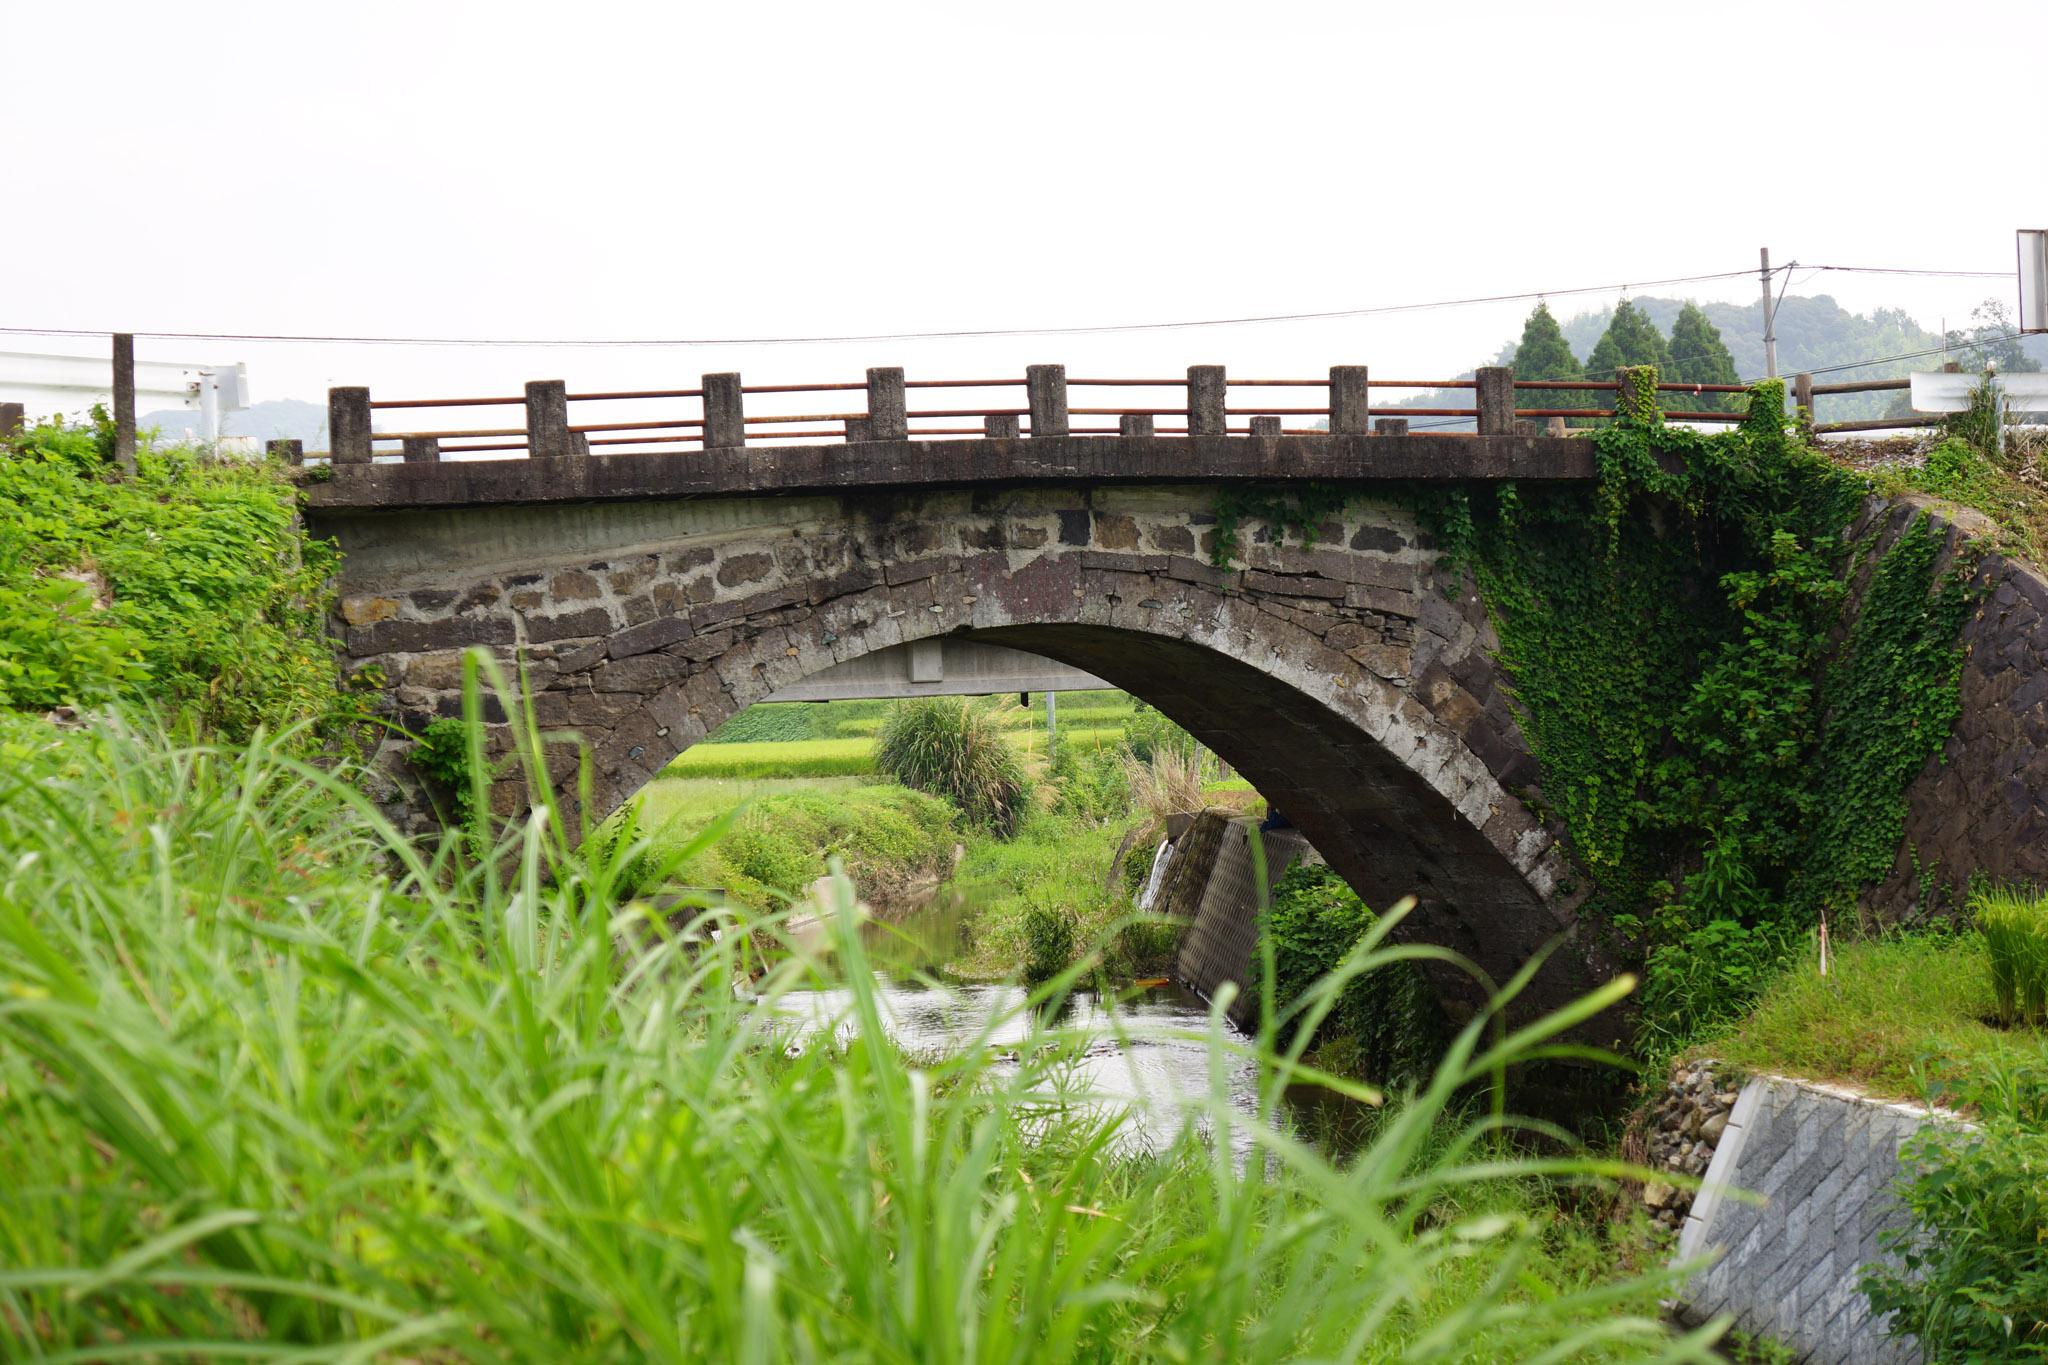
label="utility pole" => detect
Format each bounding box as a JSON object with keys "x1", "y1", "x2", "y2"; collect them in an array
[
  {"x1": 1759, "y1": 247, "x2": 1779, "y2": 379},
  {"x1": 1044, "y1": 690, "x2": 1057, "y2": 758},
  {"x1": 111, "y1": 332, "x2": 137, "y2": 475}
]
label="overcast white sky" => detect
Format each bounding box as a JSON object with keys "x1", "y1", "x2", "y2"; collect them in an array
[{"x1": 4, "y1": 0, "x2": 2040, "y2": 415}]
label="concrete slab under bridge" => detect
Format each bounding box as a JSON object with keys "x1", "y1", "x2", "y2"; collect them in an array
[{"x1": 763, "y1": 637, "x2": 1107, "y2": 702}]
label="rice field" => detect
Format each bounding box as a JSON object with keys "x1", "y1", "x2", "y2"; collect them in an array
[{"x1": 663, "y1": 720, "x2": 1138, "y2": 779}]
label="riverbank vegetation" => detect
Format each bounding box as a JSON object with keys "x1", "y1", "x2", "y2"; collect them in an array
[
  {"x1": 1693, "y1": 923, "x2": 2048, "y2": 1358},
  {"x1": 0, "y1": 415, "x2": 364, "y2": 741},
  {"x1": 0, "y1": 707, "x2": 1720, "y2": 1360}
]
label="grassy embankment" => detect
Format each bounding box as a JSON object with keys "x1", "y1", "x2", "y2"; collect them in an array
[
  {"x1": 1694, "y1": 931, "x2": 2048, "y2": 1111},
  {"x1": 635, "y1": 693, "x2": 1253, "y2": 983},
  {"x1": 0, "y1": 710, "x2": 1716, "y2": 1360}
]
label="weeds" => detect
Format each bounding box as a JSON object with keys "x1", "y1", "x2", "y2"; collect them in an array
[{"x1": 0, "y1": 675, "x2": 1724, "y2": 1360}]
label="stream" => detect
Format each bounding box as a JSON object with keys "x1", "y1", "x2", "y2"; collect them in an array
[{"x1": 769, "y1": 897, "x2": 1361, "y2": 1154}]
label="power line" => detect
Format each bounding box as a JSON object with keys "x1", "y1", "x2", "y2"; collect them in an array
[
  {"x1": 0, "y1": 264, "x2": 2007, "y2": 352},
  {"x1": 1790, "y1": 333, "x2": 2027, "y2": 379},
  {"x1": 1806, "y1": 265, "x2": 2013, "y2": 279},
  {"x1": 0, "y1": 267, "x2": 1795, "y2": 350}
]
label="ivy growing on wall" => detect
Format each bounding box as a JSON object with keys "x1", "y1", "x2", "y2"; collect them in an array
[
  {"x1": 1198, "y1": 379, "x2": 1982, "y2": 1053},
  {"x1": 1208, "y1": 482, "x2": 1350, "y2": 567},
  {"x1": 1412, "y1": 382, "x2": 1981, "y2": 1050}
]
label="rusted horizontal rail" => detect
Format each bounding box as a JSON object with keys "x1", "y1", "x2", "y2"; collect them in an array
[
  {"x1": 1813, "y1": 414, "x2": 1944, "y2": 433},
  {"x1": 369, "y1": 395, "x2": 523, "y2": 410},
  {"x1": 371, "y1": 426, "x2": 524, "y2": 441},
  {"x1": 904, "y1": 378, "x2": 1025, "y2": 389},
  {"x1": 1810, "y1": 377, "x2": 1912, "y2": 396},
  {"x1": 567, "y1": 387, "x2": 702, "y2": 402}
]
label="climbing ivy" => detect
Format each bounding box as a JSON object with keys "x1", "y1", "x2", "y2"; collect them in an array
[
  {"x1": 1410, "y1": 380, "x2": 1980, "y2": 1051},
  {"x1": 1209, "y1": 482, "x2": 1350, "y2": 567},
  {"x1": 1198, "y1": 380, "x2": 1983, "y2": 1051}
]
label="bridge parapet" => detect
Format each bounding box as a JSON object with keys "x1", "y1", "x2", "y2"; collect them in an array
[{"x1": 299, "y1": 362, "x2": 1752, "y2": 471}]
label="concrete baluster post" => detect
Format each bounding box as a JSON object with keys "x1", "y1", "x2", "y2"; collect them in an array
[
  {"x1": 1026, "y1": 365, "x2": 1068, "y2": 437},
  {"x1": 1614, "y1": 366, "x2": 1658, "y2": 422},
  {"x1": 112, "y1": 333, "x2": 137, "y2": 474},
  {"x1": 702, "y1": 373, "x2": 745, "y2": 448},
  {"x1": 402, "y1": 436, "x2": 441, "y2": 464},
  {"x1": 984, "y1": 413, "x2": 1020, "y2": 438},
  {"x1": 525, "y1": 380, "x2": 571, "y2": 458},
  {"x1": 328, "y1": 386, "x2": 372, "y2": 465},
  {"x1": 845, "y1": 417, "x2": 871, "y2": 442},
  {"x1": 1119, "y1": 412, "x2": 1154, "y2": 437},
  {"x1": 1513, "y1": 418, "x2": 1540, "y2": 436},
  {"x1": 1374, "y1": 417, "x2": 1409, "y2": 436},
  {"x1": 1249, "y1": 415, "x2": 1282, "y2": 437},
  {"x1": 266, "y1": 438, "x2": 303, "y2": 465},
  {"x1": 1794, "y1": 372, "x2": 1816, "y2": 434},
  {"x1": 866, "y1": 367, "x2": 907, "y2": 441},
  {"x1": 0, "y1": 403, "x2": 24, "y2": 441},
  {"x1": 1187, "y1": 365, "x2": 1226, "y2": 436},
  {"x1": 1475, "y1": 366, "x2": 1516, "y2": 435},
  {"x1": 1330, "y1": 365, "x2": 1371, "y2": 434}
]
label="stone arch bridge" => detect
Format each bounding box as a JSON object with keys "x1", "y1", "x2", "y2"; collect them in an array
[
  {"x1": 296, "y1": 356, "x2": 2048, "y2": 1028},
  {"x1": 305, "y1": 414, "x2": 1628, "y2": 1017}
]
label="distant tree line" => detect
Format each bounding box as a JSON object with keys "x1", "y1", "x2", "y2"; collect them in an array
[{"x1": 1509, "y1": 298, "x2": 1742, "y2": 419}]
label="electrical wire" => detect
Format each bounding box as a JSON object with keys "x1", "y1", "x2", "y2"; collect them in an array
[{"x1": 0, "y1": 263, "x2": 2001, "y2": 351}]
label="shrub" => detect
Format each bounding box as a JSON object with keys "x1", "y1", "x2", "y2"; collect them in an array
[
  {"x1": 1124, "y1": 698, "x2": 1198, "y2": 763},
  {"x1": 875, "y1": 696, "x2": 1028, "y2": 835},
  {"x1": 0, "y1": 420, "x2": 364, "y2": 741},
  {"x1": 1021, "y1": 901, "x2": 1077, "y2": 986},
  {"x1": 1972, "y1": 885, "x2": 2048, "y2": 1027},
  {"x1": 628, "y1": 784, "x2": 957, "y2": 912},
  {"x1": 1254, "y1": 862, "x2": 1448, "y2": 1089},
  {"x1": 1049, "y1": 742, "x2": 1131, "y2": 823},
  {"x1": 1863, "y1": 1118, "x2": 2048, "y2": 1358}
]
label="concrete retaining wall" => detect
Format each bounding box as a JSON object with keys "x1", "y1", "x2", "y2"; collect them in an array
[
  {"x1": 1676, "y1": 1073, "x2": 1946, "y2": 1363},
  {"x1": 1174, "y1": 817, "x2": 1308, "y2": 1028}
]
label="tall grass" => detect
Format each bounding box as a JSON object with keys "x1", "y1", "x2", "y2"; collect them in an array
[
  {"x1": 0, "y1": 685, "x2": 1723, "y2": 1360},
  {"x1": 1971, "y1": 885, "x2": 2048, "y2": 1027},
  {"x1": 876, "y1": 697, "x2": 1029, "y2": 836}
]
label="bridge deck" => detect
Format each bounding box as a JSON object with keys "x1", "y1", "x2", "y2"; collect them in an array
[{"x1": 301, "y1": 433, "x2": 1593, "y2": 510}]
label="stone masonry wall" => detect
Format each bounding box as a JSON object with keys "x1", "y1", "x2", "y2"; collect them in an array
[
  {"x1": 317, "y1": 484, "x2": 1608, "y2": 1016},
  {"x1": 1855, "y1": 495, "x2": 2048, "y2": 922}
]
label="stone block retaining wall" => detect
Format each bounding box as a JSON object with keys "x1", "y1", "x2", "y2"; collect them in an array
[{"x1": 1674, "y1": 1072, "x2": 1946, "y2": 1363}]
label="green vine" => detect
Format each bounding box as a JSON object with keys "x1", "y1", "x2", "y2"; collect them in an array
[
  {"x1": 1411, "y1": 378, "x2": 1981, "y2": 1051},
  {"x1": 1209, "y1": 482, "x2": 1350, "y2": 567}
]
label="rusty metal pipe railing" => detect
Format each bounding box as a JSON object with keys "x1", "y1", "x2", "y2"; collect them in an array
[
  {"x1": 904, "y1": 378, "x2": 1026, "y2": 389},
  {"x1": 370, "y1": 427, "x2": 524, "y2": 441},
  {"x1": 1224, "y1": 406, "x2": 1329, "y2": 416},
  {"x1": 566, "y1": 387, "x2": 703, "y2": 401},
  {"x1": 1810, "y1": 377, "x2": 1912, "y2": 396},
  {"x1": 368, "y1": 395, "x2": 523, "y2": 410}
]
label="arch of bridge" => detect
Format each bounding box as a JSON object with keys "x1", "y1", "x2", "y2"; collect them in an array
[{"x1": 331, "y1": 483, "x2": 1607, "y2": 1015}]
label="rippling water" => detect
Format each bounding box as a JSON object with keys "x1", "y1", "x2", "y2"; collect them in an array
[{"x1": 765, "y1": 898, "x2": 1353, "y2": 1155}]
